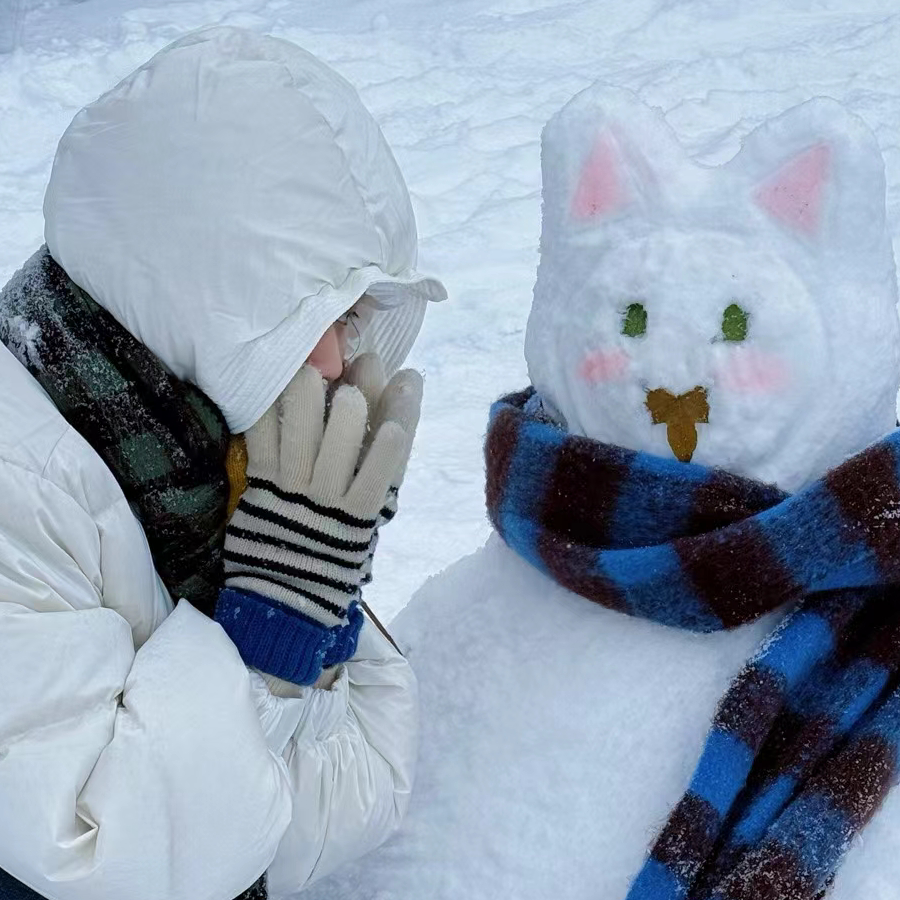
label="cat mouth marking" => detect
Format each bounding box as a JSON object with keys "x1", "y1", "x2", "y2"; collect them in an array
[{"x1": 645, "y1": 386, "x2": 710, "y2": 463}]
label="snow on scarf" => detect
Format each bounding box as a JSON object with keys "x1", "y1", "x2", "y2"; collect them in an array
[
  {"x1": 485, "y1": 386, "x2": 900, "y2": 900},
  {"x1": 0, "y1": 246, "x2": 230, "y2": 617}
]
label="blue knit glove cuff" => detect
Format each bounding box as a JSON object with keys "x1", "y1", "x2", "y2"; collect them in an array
[
  {"x1": 322, "y1": 602, "x2": 364, "y2": 669},
  {"x1": 216, "y1": 587, "x2": 337, "y2": 686}
]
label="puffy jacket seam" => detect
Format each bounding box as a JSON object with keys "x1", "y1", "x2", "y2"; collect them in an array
[
  {"x1": 344, "y1": 704, "x2": 394, "y2": 778},
  {"x1": 0, "y1": 450, "x2": 99, "y2": 522},
  {"x1": 295, "y1": 704, "x2": 401, "y2": 885},
  {"x1": 0, "y1": 695, "x2": 119, "y2": 749},
  {"x1": 39, "y1": 426, "x2": 70, "y2": 480},
  {"x1": 278, "y1": 63, "x2": 385, "y2": 266},
  {"x1": 30, "y1": 425, "x2": 125, "y2": 524},
  {"x1": 295, "y1": 703, "x2": 399, "y2": 806},
  {"x1": 0, "y1": 451, "x2": 105, "y2": 595}
]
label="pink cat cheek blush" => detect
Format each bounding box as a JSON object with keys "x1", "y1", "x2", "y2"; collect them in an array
[
  {"x1": 578, "y1": 349, "x2": 630, "y2": 383},
  {"x1": 715, "y1": 348, "x2": 790, "y2": 394}
]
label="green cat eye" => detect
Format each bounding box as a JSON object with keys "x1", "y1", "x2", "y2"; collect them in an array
[
  {"x1": 622, "y1": 302, "x2": 647, "y2": 338},
  {"x1": 722, "y1": 303, "x2": 749, "y2": 342}
]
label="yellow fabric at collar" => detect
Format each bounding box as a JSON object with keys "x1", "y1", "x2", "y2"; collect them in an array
[{"x1": 226, "y1": 435, "x2": 248, "y2": 519}]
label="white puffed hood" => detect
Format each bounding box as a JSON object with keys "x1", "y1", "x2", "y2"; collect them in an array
[{"x1": 45, "y1": 26, "x2": 446, "y2": 432}]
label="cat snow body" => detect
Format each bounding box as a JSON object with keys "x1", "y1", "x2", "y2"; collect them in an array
[
  {"x1": 304, "y1": 538, "x2": 900, "y2": 900},
  {"x1": 528, "y1": 88, "x2": 900, "y2": 491},
  {"x1": 304, "y1": 92, "x2": 900, "y2": 899}
]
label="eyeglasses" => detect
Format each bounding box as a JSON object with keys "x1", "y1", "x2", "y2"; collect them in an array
[{"x1": 335, "y1": 309, "x2": 362, "y2": 360}]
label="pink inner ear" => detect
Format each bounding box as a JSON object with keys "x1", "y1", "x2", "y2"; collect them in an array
[
  {"x1": 571, "y1": 134, "x2": 627, "y2": 220},
  {"x1": 754, "y1": 143, "x2": 831, "y2": 236}
]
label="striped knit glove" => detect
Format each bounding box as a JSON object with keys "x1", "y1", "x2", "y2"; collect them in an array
[{"x1": 215, "y1": 363, "x2": 421, "y2": 685}]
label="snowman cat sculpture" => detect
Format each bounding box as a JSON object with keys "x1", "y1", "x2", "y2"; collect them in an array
[
  {"x1": 529, "y1": 88, "x2": 898, "y2": 487},
  {"x1": 303, "y1": 88, "x2": 900, "y2": 900}
]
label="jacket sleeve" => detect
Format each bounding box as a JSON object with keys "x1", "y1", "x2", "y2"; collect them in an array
[
  {"x1": 0, "y1": 463, "x2": 288, "y2": 900},
  {"x1": 0, "y1": 462, "x2": 417, "y2": 900},
  {"x1": 260, "y1": 615, "x2": 419, "y2": 897},
  {"x1": 0, "y1": 594, "x2": 294, "y2": 900}
]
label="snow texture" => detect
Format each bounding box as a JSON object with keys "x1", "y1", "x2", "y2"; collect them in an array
[
  {"x1": 306, "y1": 536, "x2": 777, "y2": 899},
  {"x1": 5, "y1": 2, "x2": 900, "y2": 899},
  {"x1": 0, "y1": 258, "x2": 47, "y2": 369}
]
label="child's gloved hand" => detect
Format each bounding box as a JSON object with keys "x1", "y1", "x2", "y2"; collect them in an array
[
  {"x1": 224, "y1": 363, "x2": 417, "y2": 634},
  {"x1": 338, "y1": 353, "x2": 424, "y2": 583}
]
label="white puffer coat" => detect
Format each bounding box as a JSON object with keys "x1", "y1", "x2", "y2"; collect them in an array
[{"x1": 0, "y1": 26, "x2": 444, "y2": 900}]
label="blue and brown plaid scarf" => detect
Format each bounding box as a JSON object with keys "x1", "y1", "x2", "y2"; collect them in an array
[{"x1": 485, "y1": 386, "x2": 900, "y2": 900}]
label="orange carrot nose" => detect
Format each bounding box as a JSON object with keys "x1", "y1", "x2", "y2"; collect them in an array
[{"x1": 645, "y1": 386, "x2": 709, "y2": 463}]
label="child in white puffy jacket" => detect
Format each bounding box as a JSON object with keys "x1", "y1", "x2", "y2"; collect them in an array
[{"x1": 0, "y1": 26, "x2": 445, "y2": 900}]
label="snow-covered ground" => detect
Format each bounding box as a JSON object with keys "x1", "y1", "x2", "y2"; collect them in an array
[{"x1": 3, "y1": 0, "x2": 900, "y2": 626}]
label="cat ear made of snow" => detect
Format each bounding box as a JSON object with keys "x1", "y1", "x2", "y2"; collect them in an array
[
  {"x1": 539, "y1": 84, "x2": 684, "y2": 237},
  {"x1": 733, "y1": 97, "x2": 888, "y2": 251}
]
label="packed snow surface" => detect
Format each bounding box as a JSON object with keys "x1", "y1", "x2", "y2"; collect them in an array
[
  {"x1": 5, "y1": 2, "x2": 900, "y2": 899},
  {"x1": 306, "y1": 540, "x2": 900, "y2": 900}
]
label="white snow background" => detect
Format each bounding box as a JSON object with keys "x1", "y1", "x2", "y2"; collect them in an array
[{"x1": 3, "y1": 0, "x2": 900, "y2": 623}]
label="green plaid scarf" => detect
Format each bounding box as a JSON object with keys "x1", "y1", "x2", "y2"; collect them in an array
[
  {"x1": 0, "y1": 246, "x2": 229, "y2": 616},
  {"x1": 0, "y1": 246, "x2": 267, "y2": 900}
]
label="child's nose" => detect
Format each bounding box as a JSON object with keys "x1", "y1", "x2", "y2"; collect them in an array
[{"x1": 305, "y1": 325, "x2": 345, "y2": 381}]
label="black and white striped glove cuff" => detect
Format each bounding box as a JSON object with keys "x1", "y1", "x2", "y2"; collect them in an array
[{"x1": 224, "y1": 477, "x2": 375, "y2": 628}]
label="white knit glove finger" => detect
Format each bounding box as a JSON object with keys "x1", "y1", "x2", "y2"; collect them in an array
[
  {"x1": 311, "y1": 386, "x2": 369, "y2": 501},
  {"x1": 370, "y1": 368, "x2": 424, "y2": 514},
  {"x1": 341, "y1": 355, "x2": 423, "y2": 584},
  {"x1": 349, "y1": 421, "x2": 409, "y2": 513},
  {"x1": 343, "y1": 354, "x2": 423, "y2": 520},
  {"x1": 225, "y1": 366, "x2": 399, "y2": 630},
  {"x1": 243, "y1": 394, "x2": 280, "y2": 475},
  {"x1": 342, "y1": 352, "x2": 387, "y2": 422},
  {"x1": 280, "y1": 363, "x2": 325, "y2": 485}
]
